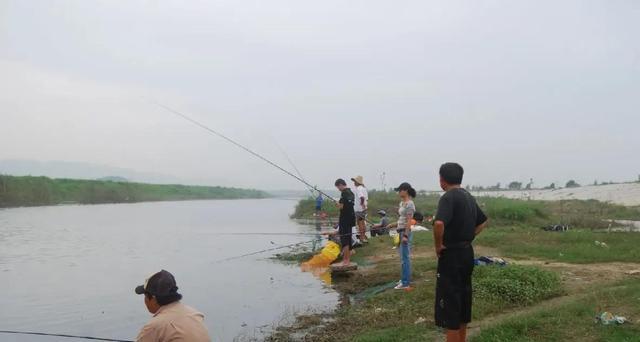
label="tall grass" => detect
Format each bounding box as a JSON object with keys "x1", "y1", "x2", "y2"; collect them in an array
[
  {"x1": 294, "y1": 190, "x2": 640, "y2": 228},
  {"x1": 0, "y1": 175, "x2": 268, "y2": 208}
]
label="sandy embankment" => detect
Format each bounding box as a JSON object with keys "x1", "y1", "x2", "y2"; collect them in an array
[{"x1": 472, "y1": 183, "x2": 640, "y2": 206}]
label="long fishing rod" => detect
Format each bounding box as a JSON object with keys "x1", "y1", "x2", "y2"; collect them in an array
[
  {"x1": 271, "y1": 137, "x2": 316, "y2": 198},
  {"x1": 151, "y1": 101, "x2": 339, "y2": 204},
  {"x1": 152, "y1": 101, "x2": 380, "y2": 227},
  {"x1": 0, "y1": 330, "x2": 133, "y2": 342},
  {"x1": 151, "y1": 101, "x2": 385, "y2": 261},
  {"x1": 217, "y1": 232, "x2": 329, "y2": 237},
  {"x1": 213, "y1": 238, "x2": 320, "y2": 263}
]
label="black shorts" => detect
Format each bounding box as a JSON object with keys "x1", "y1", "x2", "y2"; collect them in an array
[
  {"x1": 435, "y1": 246, "x2": 474, "y2": 330},
  {"x1": 338, "y1": 218, "x2": 355, "y2": 250},
  {"x1": 340, "y1": 234, "x2": 353, "y2": 250}
]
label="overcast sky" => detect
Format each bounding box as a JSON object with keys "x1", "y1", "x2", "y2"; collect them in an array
[{"x1": 1, "y1": 1, "x2": 639, "y2": 190}]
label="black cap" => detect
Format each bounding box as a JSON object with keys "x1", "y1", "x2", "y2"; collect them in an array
[
  {"x1": 394, "y1": 182, "x2": 412, "y2": 192},
  {"x1": 135, "y1": 270, "x2": 179, "y2": 297},
  {"x1": 413, "y1": 211, "x2": 424, "y2": 222}
]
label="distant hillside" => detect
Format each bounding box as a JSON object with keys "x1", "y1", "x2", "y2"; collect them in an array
[
  {"x1": 0, "y1": 175, "x2": 269, "y2": 208},
  {"x1": 98, "y1": 176, "x2": 129, "y2": 182},
  {"x1": 474, "y1": 183, "x2": 640, "y2": 206}
]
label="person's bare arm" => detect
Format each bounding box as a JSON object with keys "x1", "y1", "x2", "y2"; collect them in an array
[
  {"x1": 475, "y1": 220, "x2": 488, "y2": 236},
  {"x1": 433, "y1": 220, "x2": 445, "y2": 257},
  {"x1": 360, "y1": 197, "x2": 366, "y2": 210}
]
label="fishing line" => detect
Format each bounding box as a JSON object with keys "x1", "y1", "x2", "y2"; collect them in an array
[
  {"x1": 150, "y1": 101, "x2": 394, "y2": 261},
  {"x1": 271, "y1": 137, "x2": 317, "y2": 198},
  {"x1": 213, "y1": 238, "x2": 320, "y2": 263},
  {"x1": 0, "y1": 330, "x2": 133, "y2": 341},
  {"x1": 217, "y1": 232, "x2": 331, "y2": 237},
  {"x1": 150, "y1": 101, "x2": 338, "y2": 203}
]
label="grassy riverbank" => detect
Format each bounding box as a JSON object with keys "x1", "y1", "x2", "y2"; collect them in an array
[
  {"x1": 271, "y1": 193, "x2": 640, "y2": 341},
  {"x1": 294, "y1": 191, "x2": 640, "y2": 228},
  {"x1": 0, "y1": 175, "x2": 269, "y2": 208}
]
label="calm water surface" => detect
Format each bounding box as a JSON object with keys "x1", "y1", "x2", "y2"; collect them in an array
[{"x1": 0, "y1": 199, "x2": 337, "y2": 341}]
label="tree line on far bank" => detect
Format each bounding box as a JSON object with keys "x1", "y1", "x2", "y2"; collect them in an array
[
  {"x1": 469, "y1": 175, "x2": 640, "y2": 192},
  {"x1": 0, "y1": 175, "x2": 268, "y2": 208}
]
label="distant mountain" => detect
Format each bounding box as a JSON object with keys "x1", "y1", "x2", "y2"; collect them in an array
[
  {"x1": 98, "y1": 176, "x2": 129, "y2": 182},
  {"x1": 0, "y1": 159, "x2": 181, "y2": 184}
]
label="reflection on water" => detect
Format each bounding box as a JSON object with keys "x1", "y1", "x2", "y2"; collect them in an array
[{"x1": 0, "y1": 199, "x2": 338, "y2": 342}]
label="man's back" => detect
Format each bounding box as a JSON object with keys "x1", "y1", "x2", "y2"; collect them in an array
[
  {"x1": 339, "y1": 188, "x2": 355, "y2": 218},
  {"x1": 436, "y1": 188, "x2": 486, "y2": 247},
  {"x1": 137, "y1": 301, "x2": 211, "y2": 342}
]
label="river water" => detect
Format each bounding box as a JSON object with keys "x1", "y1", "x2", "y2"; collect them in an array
[{"x1": 0, "y1": 199, "x2": 337, "y2": 341}]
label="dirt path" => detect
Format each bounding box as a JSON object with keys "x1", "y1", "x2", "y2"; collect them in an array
[
  {"x1": 465, "y1": 255, "x2": 640, "y2": 339},
  {"x1": 358, "y1": 242, "x2": 640, "y2": 341}
]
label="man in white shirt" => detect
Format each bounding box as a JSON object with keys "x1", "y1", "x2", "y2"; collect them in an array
[{"x1": 351, "y1": 175, "x2": 369, "y2": 242}]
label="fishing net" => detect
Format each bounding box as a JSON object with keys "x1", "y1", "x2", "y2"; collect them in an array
[{"x1": 353, "y1": 281, "x2": 398, "y2": 301}]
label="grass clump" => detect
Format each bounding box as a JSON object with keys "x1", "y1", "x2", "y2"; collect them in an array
[
  {"x1": 477, "y1": 227, "x2": 640, "y2": 263},
  {"x1": 474, "y1": 265, "x2": 562, "y2": 306},
  {"x1": 478, "y1": 198, "x2": 548, "y2": 225},
  {"x1": 472, "y1": 279, "x2": 640, "y2": 342}
]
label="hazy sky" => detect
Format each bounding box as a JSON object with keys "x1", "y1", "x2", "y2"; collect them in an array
[{"x1": 1, "y1": 1, "x2": 639, "y2": 190}]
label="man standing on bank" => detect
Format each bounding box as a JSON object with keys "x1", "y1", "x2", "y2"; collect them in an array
[
  {"x1": 335, "y1": 178, "x2": 356, "y2": 266},
  {"x1": 351, "y1": 175, "x2": 369, "y2": 243},
  {"x1": 433, "y1": 163, "x2": 488, "y2": 342}
]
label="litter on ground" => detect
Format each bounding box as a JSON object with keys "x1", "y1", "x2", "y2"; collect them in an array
[
  {"x1": 474, "y1": 256, "x2": 507, "y2": 266},
  {"x1": 595, "y1": 312, "x2": 627, "y2": 325}
]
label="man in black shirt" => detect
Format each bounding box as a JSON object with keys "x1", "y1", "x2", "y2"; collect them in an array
[
  {"x1": 433, "y1": 163, "x2": 488, "y2": 342},
  {"x1": 335, "y1": 178, "x2": 356, "y2": 266}
]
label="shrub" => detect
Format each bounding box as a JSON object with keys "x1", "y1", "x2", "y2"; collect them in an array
[
  {"x1": 479, "y1": 198, "x2": 548, "y2": 223},
  {"x1": 474, "y1": 265, "x2": 562, "y2": 305}
]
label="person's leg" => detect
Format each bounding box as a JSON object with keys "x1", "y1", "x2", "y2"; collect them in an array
[
  {"x1": 357, "y1": 217, "x2": 367, "y2": 241},
  {"x1": 445, "y1": 329, "x2": 460, "y2": 342},
  {"x1": 436, "y1": 250, "x2": 464, "y2": 341},
  {"x1": 341, "y1": 245, "x2": 350, "y2": 265},
  {"x1": 459, "y1": 247, "x2": 474, "y2": 341},
  {"x1": 459, "y1": 323, "x2": 467, "y2": 341},
  {"x1": 401, "y1": 241, "x2": 411, "y2": 286}
]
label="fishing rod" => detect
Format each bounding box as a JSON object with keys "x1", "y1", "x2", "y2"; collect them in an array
[
  {"x1": 213, "y1": 238, "x2": 320, "y2": 263},
  {"x1": 152, "y1": 101, "x2": 380, "y2": 226},
  {"x1": 271, "y1": 137, "x2": 317, "y2": 198},
  {"x1": 151, "y1": 101, "x2": 389, "y2": 261},
  {"x1": 0, "y1": 330, "x2": 133, "y2": 342},
  {"x1": 217, "y1": 232, "x2": 330, "y2": 237},
  {"x1": 151, "y1": 101, "x2": 339, "y2": 204}
]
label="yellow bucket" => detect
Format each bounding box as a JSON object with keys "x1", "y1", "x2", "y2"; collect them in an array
[
  {"x1": 301, "y1": 241, "x2": 342, "y2": 269},
  {"x1": 320, "y1": 241, "x2": 341, "y2": 261}
]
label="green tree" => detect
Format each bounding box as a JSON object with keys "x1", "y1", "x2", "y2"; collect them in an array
[
  {"x1": 508, "y1": 181, "x2": 523, "y2": 190},
  {"x1": 566, "y1": 180, "x2": 580, "y2": 188}
]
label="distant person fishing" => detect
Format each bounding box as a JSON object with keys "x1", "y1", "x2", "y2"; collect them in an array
[
  {"x1": 352, "y1": 176, "x2": 369, "y2": 243},
  {"x1": 315, "y1": 193, "x2": 324, "y2": 215},
  {"x1": 334, "y1": 178, "x2": 356, "y2": 266},
  {"x1": 387, "y1": 182, "x2": 417, "y2": 290}
]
